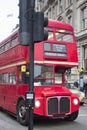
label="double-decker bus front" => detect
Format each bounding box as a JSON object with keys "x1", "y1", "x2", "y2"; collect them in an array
[
  {"x1": 0, "y1": 20, "x2": 80, "y2": 126},
  {"x1": 32, "y1": 20, "x2": 80, "y2": 122}
]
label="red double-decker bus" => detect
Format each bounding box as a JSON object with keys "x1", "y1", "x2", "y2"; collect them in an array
[{"x1": 0, "y1": 19, "x2": 80, "y2": 125}]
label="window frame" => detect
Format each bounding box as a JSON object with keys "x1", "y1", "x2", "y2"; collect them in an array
[{"x1": 81, "y1": 6, "x2": 87, "y2": 30}]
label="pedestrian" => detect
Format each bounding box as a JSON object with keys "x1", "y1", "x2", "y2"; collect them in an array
[
  {"x1": 83, "y1": 83, "x2": 87, "y2": 98},
  {"x1": 74, "y1": 81, "x2": 79, "y2": 88}
]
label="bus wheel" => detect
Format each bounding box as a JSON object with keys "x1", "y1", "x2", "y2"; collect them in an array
[
  {"x1": 65, "y1": 110, "x2": 79, "y2": 121},
  {"x1": 17, "y1": 100, "x2": 28, "y2": 126}
]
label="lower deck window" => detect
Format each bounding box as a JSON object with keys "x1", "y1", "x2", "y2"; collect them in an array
[
  {"x1": 34, "y1": 65, "x2": 53, "y2": 86},
  {"x1": 34, "y1": 64, "x2": 63, "y2": 86},
  {"x1": 0, "y1": 72, "x2": 16, "y2": 84}
]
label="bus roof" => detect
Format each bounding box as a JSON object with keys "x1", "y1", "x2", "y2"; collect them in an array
[
  {"x1": 48, "y1": 19, "x2": 73, "y2": 31},
  {"x1": 0, "y1": 19, "x2": 73, "y2": 45}
]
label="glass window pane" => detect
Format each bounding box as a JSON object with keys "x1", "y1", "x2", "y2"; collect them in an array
[
  {"x1": 44, "y1": 43, "x2": 51, "y2": 51},
  {"x1": 0, "y1": 74, "x2": 3, "y2": 83},
  {"x1": 82, "y1": 7, "x2": 87, "y2": 29},
  {"x1": 5, "y1": 42, "x2": 10, "y2": 51},
  {"x1": 0, "y1": 46, "x2": 4, "y2": 54},
  {"x1": 11, "y1": 36, "x2": 18, "y2": 47},
  {"x1": 55, "y1": 73, "x2": 62, "y2": 84},
  {"x1": 3, "y1": 73, "x2": 9, "y2": 83},
  {"x1": 9, "y1": 73, "x2": 16, "y2": 84},
  {"x1": 48, "y1": 32, "x2": 54, "y2": 40},
  {"x1": 53, "y1": 44, "x2": 66, "y2": 52},
  {"x1": 56, "y1": 32, "x2": 73, "y2": 42},
  {"x1": 34, "y1": 64, "x2": 53, "y2": 86}
]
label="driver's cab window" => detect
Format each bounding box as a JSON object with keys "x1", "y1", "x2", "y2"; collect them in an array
[
  {"x1": 55, "y1": 67, "x2": 65, "y2": 84},
  {"x1": 55, "y1": 73, "x2": 62, "y2": 84},
  {"x1": 34, "y1": 64, "x2": 53, "y2": 86}
]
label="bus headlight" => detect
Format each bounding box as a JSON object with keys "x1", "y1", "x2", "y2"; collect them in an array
[
  {"x1": 35, "y1": 100, "x2": 41, "y2": 108},
  {"x1": 73, "y1": 98, "x2": 79, "y2": 105}
]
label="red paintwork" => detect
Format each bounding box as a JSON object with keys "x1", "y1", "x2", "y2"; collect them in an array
[
  {"x1": 0, "y1": 19, "x2": 80, "y2": 120},
  {"x1": 34, "y1": 20, "x2": 78, "y2": 65},
  {"x1": 33, "y1": 86, "x2": 80, "y2": 116}
]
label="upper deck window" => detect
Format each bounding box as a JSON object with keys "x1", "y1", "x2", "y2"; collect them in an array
[
  {"x1": 48, "y1": 31, "x2": 54, "y2": 40},
  {"x1": 0, "y1": 45, "x2": 4, "y2": 54},
  {"x1": 5, "y1": 41, "x2": 10, "y2": 51},
  {"x1": 11, "y1": 36, "x2": 18, "y2": 47},
  {"x1": 55, "y1": 29, "x2": 73, "y2": 43},
  {"x1": 46, "y1": 27, "x2": 54, "y2": 40}
]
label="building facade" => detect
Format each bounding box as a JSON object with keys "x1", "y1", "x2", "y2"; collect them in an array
[{"x1": 35, "y1": 0, "x2": 87, "y2": 82}]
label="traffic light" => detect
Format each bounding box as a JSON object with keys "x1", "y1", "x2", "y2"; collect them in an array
[
  {"x1": 19, "y1": 0, "x2": 49, "y2": 46},
  {"x1": 19, "y1": 0, "x2": 30, "y2": 45},
  {"x1": 33, "y1": 12, "x2": 48, "y2": 43}
]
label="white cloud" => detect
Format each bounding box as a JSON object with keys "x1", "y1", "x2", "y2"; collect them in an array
[{"x1": 0, "y1": 0, "x2": 19, "y2": 42}]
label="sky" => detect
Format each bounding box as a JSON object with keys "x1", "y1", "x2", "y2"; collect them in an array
[{"x1": 0, "y1": 0, "x2": 19, "y2": 42}]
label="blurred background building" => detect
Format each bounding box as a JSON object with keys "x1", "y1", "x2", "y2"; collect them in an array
[{"x1": 35, "y1": 0, "x2": 87, "y2": 82}]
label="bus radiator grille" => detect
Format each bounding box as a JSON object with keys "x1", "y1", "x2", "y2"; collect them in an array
[
  {"x1": 60, "y1": 97, "x2": 70, "y2": 113},
  {"x1": 48, "y1": 97, "x2": 70, "y2": 115},
  {"x1": 48, "y1": 98, "x2": 58, "y2": 115}
]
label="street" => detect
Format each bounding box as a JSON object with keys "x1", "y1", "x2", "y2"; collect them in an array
[{"x1": 0, "y1": 103, "x2": 87, "y2": 130}]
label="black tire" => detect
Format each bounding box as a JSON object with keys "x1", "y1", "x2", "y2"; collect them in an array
[
  {"x1": 80, "y1": 102, "x2": 84, "y2": 106},
  {"x1": 65, "y1": 110, "x2": 79, "y2": 121},
  {"x1": 17, "y1": 100, "x2": 28, "y2": 126}
]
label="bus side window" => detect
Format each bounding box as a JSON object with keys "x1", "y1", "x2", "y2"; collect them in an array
[
  {"x1": 3, "y1": 73, "x2": 9, "y2": 83},
  {"x1": 9, "y1": 73, "x2": 16, "y2": 84},
  {"x1": 0, "y1": 74, "x2": 3, "y2": 83}
]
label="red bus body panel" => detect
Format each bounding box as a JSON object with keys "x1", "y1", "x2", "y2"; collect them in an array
[{"x1": 0, "y1": 20, "x2": 79, "y2": 122}]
